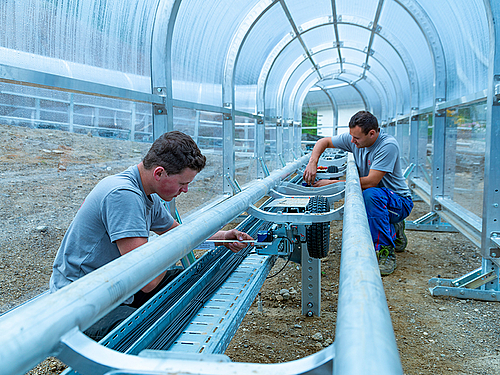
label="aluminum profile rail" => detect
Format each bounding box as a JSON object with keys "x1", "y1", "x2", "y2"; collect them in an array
[
  {"x1": 334, "y1": 154, "x2": 403, "y2": 375},
  {"x1": 0, "y1": 155, "x2": 309, "y2": 375}
]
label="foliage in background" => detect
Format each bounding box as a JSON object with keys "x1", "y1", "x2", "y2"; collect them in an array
[{"x1": 302, "y1": 108, "x2": 317, "y2": 136}]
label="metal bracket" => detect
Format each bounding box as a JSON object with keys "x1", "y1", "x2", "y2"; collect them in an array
[
  {"x1": 403, "y1": 163, "x2": 415, "y2": 179},
  {"x1": 278, "y1": 153, "x2": 286, "y2": 167},
  {"x1": 429, "y1": 267, "x2": 500, "y2": 301},
  {"x1": 224, "y1": 174, "x2": 241, "y2": 194},
  {"x1": 258, "y1": 157, "x2": 270, "y2": 177},
  {"x1": 491, "y1": 232, "x2": 500, "y2": 249},
  {"x1": 153, "y1": 103, "x2": 167, "y2": 115},
  {"x1": 405, "y1": 211, "x2": 457, "y2": 232}
]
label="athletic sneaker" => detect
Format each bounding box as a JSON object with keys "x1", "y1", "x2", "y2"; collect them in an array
[
  {"x1": 394, "y1": 220, "x2": 408, "y2": 253},
  {"x1": 378, "y1": 246, "x2": 397, "y2": 276}
]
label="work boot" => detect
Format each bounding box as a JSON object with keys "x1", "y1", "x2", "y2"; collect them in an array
[
  {"x1": 377, "y1": 246, "x2": 397, "y2": 276},
  {"x1": 394, "y1": 220, "x2": 407, "y2": 253}
]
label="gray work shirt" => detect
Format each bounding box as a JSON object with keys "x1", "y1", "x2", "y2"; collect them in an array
[
  {"x1": 49, "y1": 165, "x2": 174, "y2": 301},
  {"x1": 331, "y1": 130, "x2": 411, "y2": 197}
]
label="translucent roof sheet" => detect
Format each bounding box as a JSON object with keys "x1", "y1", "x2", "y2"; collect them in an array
[{"x1": 0, "y1": 0, "x2": 494, "y2": 127}]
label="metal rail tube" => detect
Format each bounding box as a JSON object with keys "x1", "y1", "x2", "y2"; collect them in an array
[
  {"x1": 334, "y1": 154, "x2": 403, "y2": 374},
  {"x1": 0, "y1": 154, "x2": 310, "y2": 375}
]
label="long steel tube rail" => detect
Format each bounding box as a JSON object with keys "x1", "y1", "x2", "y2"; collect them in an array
[
  {"x1": 334, "y1": 154, "x2": 403, "y2": 374},
  {"x1": 0, "y1": 153, "x2": 402, "y2": 375}
]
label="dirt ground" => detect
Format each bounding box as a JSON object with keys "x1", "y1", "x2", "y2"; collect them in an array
[{"x1": 0, "y1": 123, "x2": 499, "y2": 375}]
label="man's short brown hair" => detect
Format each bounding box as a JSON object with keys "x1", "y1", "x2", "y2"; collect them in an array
[
  {"x1": 143, "y1": 131, "x2": 206, "y2": 175},
  {"x1": 349, "y1": 111, "x2": 379, "y2": 135}
]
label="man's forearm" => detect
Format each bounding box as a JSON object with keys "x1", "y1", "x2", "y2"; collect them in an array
[{"x1": 309, "y1": 137, "x2": 331, "y2": 165}]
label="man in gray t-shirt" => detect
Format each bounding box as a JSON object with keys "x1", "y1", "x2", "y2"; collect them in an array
[
  {"x1": 303, "y1": 111, "x2": 413, "y2": 276},
  {"x1": 50, "y1": 131, "x2": 252, "y2": 340}
]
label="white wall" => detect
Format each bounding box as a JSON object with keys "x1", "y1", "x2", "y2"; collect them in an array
[
  {"x1": 316, "y1": 106, "x2": 365, "y2": 136},
  {"x1": 317, "y1": 107, "x2": 335, "y2": 136}
]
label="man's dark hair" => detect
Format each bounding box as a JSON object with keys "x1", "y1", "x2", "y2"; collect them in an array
[
  {"x1": 348, "y1": 111, "x2": 379, "y2": 134},
  {"x1": 143, "y1": 131, "x2": 206, "y2": 175}
]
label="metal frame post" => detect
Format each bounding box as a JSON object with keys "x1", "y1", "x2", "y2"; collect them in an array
[
  {"x1": 223, "y1": 105, "x2": 236, "y2": 195},
  {"x1": 301, "y1": 244, "x2": 321, "y2": 317}
]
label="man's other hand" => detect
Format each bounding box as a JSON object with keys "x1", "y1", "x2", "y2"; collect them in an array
[
  {"x1": 303, "y1": 161, "x2": 317, "y2": 185},
  {"x1": 221, "y1": 229, "x2": 254, "y2": 253},
  {"x1": 313, "y1": 179, "x2": 340, "y2": 187}
]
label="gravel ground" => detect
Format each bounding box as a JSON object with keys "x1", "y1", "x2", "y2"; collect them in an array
[{"x1": 0, "y1": 123, "x2": 498, "y2": 374}]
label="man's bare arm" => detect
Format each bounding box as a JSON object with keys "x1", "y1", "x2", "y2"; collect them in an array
[
  {"x1": 359, "y1": 169, "x2": 386, "y2": 190},
  {"x1": 116, "y1": 236, "x2": 164, "y2": 293},
  {"x1": 303, "y1": 137, "x2": 335, "y2": 185}
]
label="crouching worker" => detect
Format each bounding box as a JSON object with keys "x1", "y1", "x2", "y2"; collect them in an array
[
  {"x1": 303, "y1": 111, "x2": 413, "y2": 276},
  {"x1": 49, "y1": 131, "x2": 252, "y2": 340}
]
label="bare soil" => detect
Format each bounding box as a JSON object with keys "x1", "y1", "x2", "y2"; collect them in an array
[{"x1": 0, "y1": 124, "x2": 498, "y2": 375}]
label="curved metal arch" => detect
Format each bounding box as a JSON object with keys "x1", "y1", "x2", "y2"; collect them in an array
[
  {"x1": 276, "y1": 44, "x2": 401, "y2": 121},
  {"x1": 150, "y1": 0, "x2": 181, "y2": 138},
  {"x1": 222, "y1": 0, "x2": 278, "y2": 109},
  {"x1": 260, "y1": 19, "x2": 419, "y2": 123},
  {"x1": 294, "y1": 72, "x2": 387, "y2": 122},
  {"x1": 394, "y1": 0, "x2": 447, "y2": 102},
  {"x1": 311, "y1": 43, "x2": 405, "y2": 114},
  {"x1": 285, "y1": 60, "x2": 390, "y2": 123},
  {"x1": 289, "y1": 66, "x2": 378, "y2": 123}
]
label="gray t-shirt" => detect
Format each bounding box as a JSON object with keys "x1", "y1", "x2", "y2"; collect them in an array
[
  {"x1": 49, "y1": 165, "x2": 174, "y2": 296},
  {"x1": 331, "y1": 130, "x2": 410, "y2": 197}
]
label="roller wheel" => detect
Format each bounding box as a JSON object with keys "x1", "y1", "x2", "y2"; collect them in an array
[{"x1": 306, "y1": 195, "x2": 330, "y2": 258}]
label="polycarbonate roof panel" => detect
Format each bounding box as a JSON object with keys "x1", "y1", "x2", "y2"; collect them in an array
[
  {"x1": 235, "y1": 4, "x2": 292, "y2": 86},
  {"x1": 283, "y1": 60, "x2": 320, "y2": 118},
  {"x1": 356, "y1": 79, "x2": 384, "y2": 116},
  {"x1": 312, "y1": 49, "x2": 339, "y2": 73},
  {"x1": 292, "y1": 74, "x2": 323, "y2": 119},
  {"x1": 265, "y1": 39, "x2": 311, "y2": 110},
  {"x1": 171, "y1": 0, "x2": 258, "y2": 105},
  {"x1": 370, "y1": 37, "x2": 413, "y2": 107},
  {"x1": 1, "y1": 0, "x2": 158, "y2": 76},
  {"x1": 367, "y1": 55, "x2": 408, "y2": 115},
  {"x1": 379, "y1": 1, "x2": 434, "y2": 108},
  {"x1": 340, "y1": 48, "x2": 368, "y2": 67},
  {"x1": 326, "y1": 84, "x2": 365, "y2": 108},
  {"x1": 419, "y1": 0, "x2": 489, "y2": 99},
  {"x1": 300, "y1": 25, "x2": 337, "y2": 56},
  {"x1": 336, "y1": 0, "x2": 379, "y2": 23},
  {"x1": 337, "y1": 24, "x2": 372, "y2": 50},
  {"x1": 234, "y1": 3, "x2": 292, "y2": 112},
  {"x1": 303, "y1": 89, "x2": 333, "y2": 109},
  {"x1": 285, "y1": 0, "x2": 333, "y2": 28}
]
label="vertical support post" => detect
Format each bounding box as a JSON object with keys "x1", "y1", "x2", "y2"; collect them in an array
[
  {"x1": 288, "y1": 120, "x2": 294, "y2": 159},
  {"x1": 431, "y1": 108, "x2": 446, "y2": 211},
  {"x1": 223, "y1": 106, "x2": 235, "y2": 195},
  {"x1": 301, "y1": 245, "x2": 321, "y2": 317},
  {"x1": 282, "y1": 120, "x2": 289, "y2": 162},
  {"x1": 409, "y1": 114, "x2": 419, "y2": 179},
  {"x1": 418, "y1": 114, "x2": 431, "y2": 184},
  {"x1": 256, "y1": 115, "x2": 265, "y2": 178},
  {"x1": 481, "y1": 0, "x2": 500, "y2": 287},
  {"x1": 276, "y1": 118, "x2": 283, "y2": 170},
  {"x1": 444, "y1": 110, "x2": 457, "y2": 200},
  {"x1": 293, "y1": 121, "x2": 301, "y2": 158},
  {"x1": 193, "y1": 110, "x2": 200, "y2": 144}
]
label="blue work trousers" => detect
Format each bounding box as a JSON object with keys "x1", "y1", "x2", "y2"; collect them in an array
[{"x1": 363, "y1": 187, "x2": 413, "y2": 252}]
